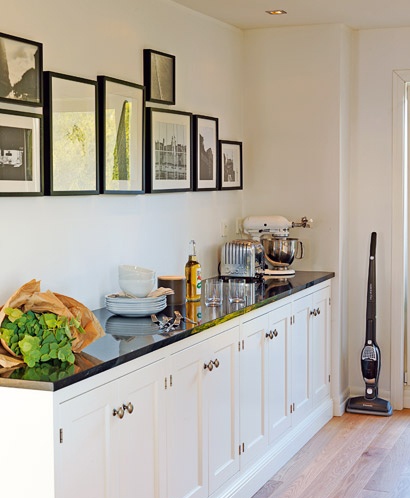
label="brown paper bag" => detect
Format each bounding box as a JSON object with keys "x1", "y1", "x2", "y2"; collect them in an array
[{"x1": 0, "y1": 279, "x2": 105, "y2": 366}]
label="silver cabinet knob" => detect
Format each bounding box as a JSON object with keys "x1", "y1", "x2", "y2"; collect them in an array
[
  {"x1": 204, "y1": 361, "x2": 214, "y2": 371},
  {"x1": 113, "y1": 406, "x2": 125, "y2": 419},
  {"x1": 123, "y1": 402, "x2": 134, "y2": 414}
]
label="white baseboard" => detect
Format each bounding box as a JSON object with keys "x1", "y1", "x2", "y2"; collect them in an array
[{"x1": 213, "y1": 399, "x2": 333, "y2": 498}]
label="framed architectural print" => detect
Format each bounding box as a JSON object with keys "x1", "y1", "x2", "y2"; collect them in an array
[
  {"x1": 98, "y1": 76, "x2": 145, "y2": 194},
  {"x1": 219, "y1": 140, "x2": 243, "y2": 190},
  {"x1": 0, "y1": 109, "x2": 43, "y2": 196},
  {"x1": 0, "y1": 32, "x2": 43, "y2": 106},
  {"x1": 143, "y1": 49, "x2": 175, "y2": 105},
  {"x1": 193, "y1": 115, "x2": 219, "y2": 191},
  {"x1": 146, "y1": 107, "x2": 192, "y2": 193},
  {"x1": 43, "y1": 72, "x2": 99, "y2": 195}
]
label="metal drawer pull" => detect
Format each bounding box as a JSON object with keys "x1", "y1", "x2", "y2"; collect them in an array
[
  {"x1": 273, "y1": 329, "x2": 278, "y2": 337},
  {"x1": 123, "y1": 402, "x2": 134, "y2": 414},
  {"x1": 266, "y1": 331, "x2": 274, "y2": 340},
  {"x1": 113, "y1": 406, "x2": 125, "y2": 419},
  {"x1": 204, "y1": 359, "x2": 220, "y2": 371}
]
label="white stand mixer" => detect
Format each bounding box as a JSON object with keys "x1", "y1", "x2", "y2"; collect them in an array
[{"x1": 243, "y1": 215, "x2": 312, "y2": 276}]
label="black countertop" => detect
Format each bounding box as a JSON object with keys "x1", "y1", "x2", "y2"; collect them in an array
[{"x1": 0, "y1": 271, "x2": 334, "y2": 391}]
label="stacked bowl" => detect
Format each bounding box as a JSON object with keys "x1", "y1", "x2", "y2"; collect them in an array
[{"x1": 118, "y1": 265, "x2": 156, "y2": 298}]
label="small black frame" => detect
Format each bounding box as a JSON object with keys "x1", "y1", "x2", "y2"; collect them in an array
[
  {"x1": 0, "y1": 108, "x2": 43, "y2": 196},
  {"x1": 219, "y1": 140, "x2": 243, "y2": 190},
  {"x1": 193, "y1": 115, "x2": 219, "y2": 191},
  {"x1": 0, "y1": 32, "x2": 43, "y2": 106},
  {"x1": 143, "y1": 49, "x2": 176, "y2": 105},
  {"x1": 43, "y1": 71, "x2": 99, "y2": 195}
]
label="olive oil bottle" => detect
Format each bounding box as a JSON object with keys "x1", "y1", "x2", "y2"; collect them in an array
[{"x1": 185, "y1": 240, "x2": 202, "y2": 302}]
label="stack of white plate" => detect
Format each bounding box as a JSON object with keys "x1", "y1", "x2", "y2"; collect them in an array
[{"x1": 105, "y1": 293, "x2": 167, "y2": 317}]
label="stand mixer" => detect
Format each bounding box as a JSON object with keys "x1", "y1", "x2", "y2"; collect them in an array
[{"x1": 243, "y1": 215, "x2": 312, "y2": 276}]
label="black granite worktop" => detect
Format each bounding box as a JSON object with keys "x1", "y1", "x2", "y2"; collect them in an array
[{"x1": 0, "y1": 271, "x2": 334, "y2": 391}]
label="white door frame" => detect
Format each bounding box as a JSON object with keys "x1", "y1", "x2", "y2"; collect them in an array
[{"x1": 391, "y1": 69, "x2": 409, "y2": 409}]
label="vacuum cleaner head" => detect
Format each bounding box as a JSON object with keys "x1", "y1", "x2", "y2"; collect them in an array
[{"x1": 346, "y1": 395, "x2": 393, "y2": 416}]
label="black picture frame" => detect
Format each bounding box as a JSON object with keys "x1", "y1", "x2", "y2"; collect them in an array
[
  {"x1": 0, "y1": 32, "x2": 43, "y2": 106},
  {"x1": 0, "y1": 108, "x2": 43, "y2": 196},
  {"x1": 219, "y1": 140, "x2": 243, "y2": 190},
  {"x1": 43, "y1": 71, "x2": 99, "y2": 195},
  {"x1": 98, "y1": 76, "x2": 145, "y2": 194},
  {"x1": 193, "y1": 115, "x2": 219, "y2": 191},
  {"x1": 143, "y1": 49, "x2": 175, "y2": 105},
  {"x1": 146, "y1": 107, "x2": 192, "y2": 193}
]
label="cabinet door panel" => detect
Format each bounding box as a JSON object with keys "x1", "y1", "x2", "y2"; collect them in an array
[
  {"x1": 207, "y1": 327, "x2": 240, "y2": 494},
  {"x1": 167, "y1": 341, "x2": 208, "y2": 498},
  {"x1": 240, "y1": 313, "x2": 268, "y2": 468},
  {"x1": 267, "y1": 304, "x2": 292, "y2": 443},
  {"x1": 58, "y1": 382, "x2": 116, "y2": 498},
  {"x1": 311, "y1": 287, "x2": 331, "y2": 405},
  {"x1": 116, "y1": 360, "x2": 166, "y2": 498},
  {"x1": 291, "y1": 295, "x2": 312, "y2": 425}
]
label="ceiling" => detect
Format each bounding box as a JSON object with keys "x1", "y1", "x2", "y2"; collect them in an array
[{"x1": 170, "y1": 0, "x2": 410, "y2": 31}]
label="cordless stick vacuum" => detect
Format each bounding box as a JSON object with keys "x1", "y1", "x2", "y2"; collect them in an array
[{"x1": 346, "y1": 232, "x2": 393, "y2": 416}]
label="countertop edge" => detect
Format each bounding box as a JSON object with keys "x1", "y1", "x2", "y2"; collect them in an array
[{"x1": 0, "y1": 271, "x2": 335, "y2": 392}]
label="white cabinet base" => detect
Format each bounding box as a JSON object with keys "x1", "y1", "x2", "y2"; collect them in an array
[{"x1": 211, "y1": 399, "x2": 333, "y2": 498}]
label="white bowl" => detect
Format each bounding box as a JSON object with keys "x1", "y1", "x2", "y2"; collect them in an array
[
  {"x1": 119, "y1": 266, "x2": 156, "y2": 280},
  {"x1": 119, "y1": 277, "x2": 156, "y2": 298}
]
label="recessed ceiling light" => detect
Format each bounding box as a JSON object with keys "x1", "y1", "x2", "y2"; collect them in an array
[{"x1": 266, "y1": 10, "x2": 287, "y2": 15}]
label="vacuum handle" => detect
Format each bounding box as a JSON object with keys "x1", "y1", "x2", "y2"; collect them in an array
[
  {"x1": 370, "y1": 232, "x2": 377, "y2": 259},
  {"x1": 366, "y1": 232, "x2": 377, "y2": 323}
]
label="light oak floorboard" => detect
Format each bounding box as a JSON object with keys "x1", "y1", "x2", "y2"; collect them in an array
[{"x1": 252, "y1": 410, "x2": 410, "y2": 498}]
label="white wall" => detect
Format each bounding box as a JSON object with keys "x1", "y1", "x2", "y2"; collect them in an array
[
  {"x1": 242, "y1": 22, "x2": 410, "y2": 405},
  {"x1": 242, "y1": 24, "x2": 351, "y2": 411},
  {"x1": 0, "y1": 0, "x2": 244, "y2": 309},
  {"x1": 349, "y1": 27, "x2": 410, "y2": 397}
]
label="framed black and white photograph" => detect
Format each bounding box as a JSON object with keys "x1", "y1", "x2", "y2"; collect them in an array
[
  {"x1": 219, "y1": 140, "x2": 243, "y2": 190},
  {"x1": 193, "y1": 115, "x2": 219, "y2": 191},
  {"x1": 0, "y1": 32, "x2": 43, "y2": 106},
  {"x1": 143, "y1": 49, "x2": 175, "y2": 105},
  {"x1": 43, "y1": 72, "x2": 99, "y2": 195},
  {"x1": 146, "y1": 107, "x2": 192, "y2": 193},
  {"x1": 98, "y1": 76, "x2": 145, "y2": 194},
  {"x1": 0, "y1": 109, "x2": 43, "y2": 196}
]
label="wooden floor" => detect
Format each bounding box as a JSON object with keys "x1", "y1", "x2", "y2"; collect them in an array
[{"x1": 252, "y1": 409, "x2": 410, "y2": 498}]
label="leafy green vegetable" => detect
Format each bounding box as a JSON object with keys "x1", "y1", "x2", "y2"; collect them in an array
[{"x1": 0, "y1": 308, "x2": 84, "y2": 367}]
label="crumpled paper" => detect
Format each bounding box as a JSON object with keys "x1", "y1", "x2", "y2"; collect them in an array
[{"x1": 0, "y1": 279, "x2": 105, "y2": 368}]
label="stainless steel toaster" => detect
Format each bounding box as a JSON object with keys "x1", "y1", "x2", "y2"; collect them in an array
[{"x1": 220, "y1": 239, "x2": 265, "y2": 278}]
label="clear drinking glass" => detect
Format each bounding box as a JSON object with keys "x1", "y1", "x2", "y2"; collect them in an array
[
  {"x1": 205, "y1": 278, "x2": 223, "y2": 307},
  {"x1": 228, "y1": 278, "x2": 246, "y2": 304}
]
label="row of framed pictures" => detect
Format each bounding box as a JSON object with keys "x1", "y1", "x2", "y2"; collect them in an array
[{"x1": 0, "y1": 32, "x2": 243, "y2": 196}]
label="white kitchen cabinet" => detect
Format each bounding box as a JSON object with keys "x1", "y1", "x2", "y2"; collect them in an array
[
  {"x1": 266, "y1": 303, "x2": 292, "y2": 443},
  {"x1": 290, "y1": 294, "x2": 313, "y2": 426},
  {"x1": 166, "y1": 339, "x2": 208, "y2": 498},
  {"x1": 58, "y1": 358, "x2": 166, "y2": 498},
  {"x1": 240, "y1": 282, "x2": 332, "y2": 454},
  {"x1": 311, "y1": 286, "x2": 331, "y2": 406},
  {"x1": 206, "y1": 328, "x2": 240, "y2": 494},
  {"x1": 239, "y1": 313, "x2": 269, "y2": 468},
  {"x1": 1, "y1": 276, "x2": 333, "y2": 498},
  {"x1": 166, "y1": 324, "x2": 240, "y2": 498}
]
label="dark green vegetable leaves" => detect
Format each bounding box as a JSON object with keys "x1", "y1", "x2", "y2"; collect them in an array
[{"x1": 0, "y1": 307, "x2": 84, "y2": 367}]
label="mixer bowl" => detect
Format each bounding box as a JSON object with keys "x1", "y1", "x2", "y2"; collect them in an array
[{"x1": 261, "y1": 237, "x2": 303, "y2": 269}]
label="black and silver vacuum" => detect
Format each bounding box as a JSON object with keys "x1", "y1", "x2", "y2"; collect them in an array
[{"x1": 346, "y1": 232, "x2": 393, "y2": 416}]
